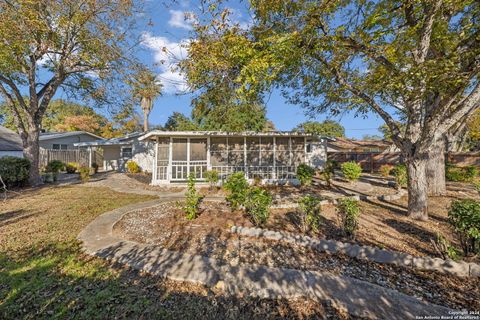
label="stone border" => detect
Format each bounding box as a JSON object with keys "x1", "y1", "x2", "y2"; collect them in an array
[
  {"x1": 230, "y1": 226, "x2": 480, "y2": 278},
  {"x1": 78, "y1": 200, "x2": 454, "y2": 319}
]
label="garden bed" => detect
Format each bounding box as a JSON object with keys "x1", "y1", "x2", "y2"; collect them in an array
[{"x1": 112, "y1": 200, "x2": 479, "y2": 310}]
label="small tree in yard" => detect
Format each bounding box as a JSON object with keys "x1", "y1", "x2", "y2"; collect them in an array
[
  {"x1": 337, "y1": 198, "x2": 361, "y2": 240},
  {"x1": 296, "y1": 164, "x2": 316, "y2": 186},
  {"x1": 0, "y1": 0, "x2": 139, "y2": 185},
  {"x1": 204, "y1": 170, "x2": 219, "y2": 190},
  {"x1": 341, "y1": 162, "x2": 362, "y2": 182},
  {"x1": 183, "y1": 1, "x2": 480, "y2": 220},
  {"x1": 299, "y1": 195, "x2": 322, "y2": 233},
  {"x1": 183, "y1": 173, "x2": 202, "y2": 220},
  {"x1": 244, "y1": 187, "x2": 272, "y2": 226},
  {"x1": 448, "y1": 200, "x2": 480, "y2": 256},
  {"x1": 224, "y1": 172, "x2": 249, "y2": 210}
]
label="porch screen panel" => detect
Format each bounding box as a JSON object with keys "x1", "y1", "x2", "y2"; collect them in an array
[
  {"x1": 210, "y1": 137, "x2": 227, "y2": 166},
  {"x1": 190, "y1": 138, "x2": 207, "y2": 179},
  {"x1": 261, "y1": 137, "x2": 274, "y2": 166},
  {"x1": 156, "y1": 138, "x2": 169, "y2": 180},
  {"x1": 246, "y1": 137, "x2": 260, "y2": 166},
  {"x1": 172, "y1": 138, "x2": 188, "y2": 180},
  {"x1": 228, "y1": 137, "x2": 244, "y2": 167},
  {"x1": 291, "y1": 137, "x2": 305, "y2": 166},
  {"x1": 275, "y1": 137, "x2": 290, "y2": 166}
]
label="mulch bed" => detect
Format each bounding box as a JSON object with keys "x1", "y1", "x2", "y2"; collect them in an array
[{"x1": 113, "y1": 201, "x2": 479, "y2": 310}]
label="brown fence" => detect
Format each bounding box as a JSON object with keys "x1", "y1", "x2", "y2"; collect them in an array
[
  {"x1": 39, "y1": 149, "x2": 104, "y2": 168},
  {"x1": 328, "y1": 151, "x2": 480, "y2": 172}
]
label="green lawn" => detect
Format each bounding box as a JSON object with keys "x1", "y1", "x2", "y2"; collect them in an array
[{"x1": 0, "y1": 186, "x2": 338, "y2": 319}]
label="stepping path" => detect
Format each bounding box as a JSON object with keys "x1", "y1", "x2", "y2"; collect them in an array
[{"x1": 78, "y1": 200, "x2": 453, "y2": 320}]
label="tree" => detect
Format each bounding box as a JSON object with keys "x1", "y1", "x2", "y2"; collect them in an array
[
  {"x1": 362, "y1": 134, "x2": 383, "y2": 141},
  {"x1": 164, "y1": 112, "x2": 199, "y2": 131},
  {"x1": 0, "y1": 0, "x2": 138, "y2": 184},
  {"x1": 294, "y1": 120, "x2": 345, "y2": 137},
  {"x1": 130, "y1": 68, "x2": 162, "y2": 132},
  {"x1": 186, "y1": 1, "x2": 480, "y2": 220}
]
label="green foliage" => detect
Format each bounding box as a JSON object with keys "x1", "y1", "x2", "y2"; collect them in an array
[
  {"x1": 337, "y1": 198, "x2": 361, "y2": 239},
  {"x1": 78, "y1": 167, "x2": 90, "y2": 183},
  {"x1": 224, "y1": 172, "x2": 249, "y2": 210},
  {"x1": 294, "y1": 120, "x2": 345, "y2": 138},
  {"x1": 91, "y1": 162, "x2": 99, "y2": 174},
  {"x1": 379, "y1": 164, "x2": 393, "y2": 177},
  {"x1": 0, "y1": 156, "x2": 30, "y2": 187},
  {"x1": 473, "y1": 181, "x2": 480, "y2": 194},
  {"x1": 65, "y1": 162, "x2": 78, "y2": 174},
  {"x1": 126, "y1": 161, "x2": 141, "y2": 174},
  {"x1": 299, "y1": 195, "x2": 322, "y2": 233},
  {"x1": 296, "y1": 163, "x2": 315, "y2": 186},
  {"x1": 340, "y1": 161, "x2": 362, "y2": 182},
  {"x1": 46, "y1": 160, "x2": 64, "y2": 173},
  {"x1": 448, "y1": 199, "x2": 480, "y2": 256},
  {"x1": 183, "y1": 173, "x2": 202, "y2": 220},
  {"x1": 446, "y1": 164, "x2": 478, "y2": 182},
  {"x1": 204, "y1": 170, "x2": 219, "y2": 189},
  {"x1": 321, "y1": 160, "x2": 335, "y2": 186},
  {"x1": 392, "y1": 164, "x2": 407, "y2": 188},
  {"x1": 164, "y1": 112, "x2": 199, "y2": 131},
  {"x1": 244, "y1": 187, "x2": 272, "y2": 226},
  {"x1": 431, "y1": 233, "x2": 462, "y2": 261}
]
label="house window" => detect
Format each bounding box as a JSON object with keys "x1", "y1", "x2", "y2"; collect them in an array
[
  {"x1": 52, "y1": 144, "x2": 68, "y2": 150},
  {"x1": 306, "y1": 143, "x2": 312, "y2": 153},
  {"x1": 121, "y1": 147, "x2": 133, "y2": 158}
]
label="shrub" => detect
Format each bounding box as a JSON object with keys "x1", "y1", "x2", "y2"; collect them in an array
[
  {"x1": 0, "y1": 156, "x2": 31, "y2": 188},
  {"x1": 244, "y1": 187, "x2": 272, "y2": 226},
  {"x1": 204, "y1": 170, "x2": 219, "y2": 190},
  {"x1": 379, "y1": 164, "x2": 393, "y2": 177},
  {"x1": 474, "y1": 181, "x2": 480, "y2": 194},
  {"x1": 337, "y1": 198, "x2": 361, "y2": 239},
  {"x1": 340, "y1": 161, "x2": 362, "y2": 182},
  {"x1": 183, "y1": 173, "x2": 202, "y2": 220},
  {"x1": 46, "y1": 160, "x2": 64, "y2": 181},
  {"x1": 392, "y1": 164, "x2": 407, "y2": 188},
  {"x1": 448, "y1": 199, "x2": 480, "y2": 256},
  {"x1": 91, "y1": 162, "x2": 99, "y2": 174},
  {"x1": 321, "y1": 160, "x2": 335, "y2": 186},
  {"x1": 431, "y1": 233, "x2": 462, "y2": 261},
  {"x1": 126, "y1": 160, "x2": 141, "y2": 174},
  {"x1": 299, "y1": 195, "x2": 322, "y2": 233},
  {"x1": 65, "y1": 162, "x2": 78, "y2": 174},
  {"x1": 224, "y1": 172, "x2": 249, "y2": 210},
  {"x1": 78, "y1": 166, "x2": 90, "y2": 183},
  {"x1": 296, "y1": 163, "x2": 315, "y2": 186},
  {"x1": 446, "y1": 164, "x2": 478, "y2": 182}
]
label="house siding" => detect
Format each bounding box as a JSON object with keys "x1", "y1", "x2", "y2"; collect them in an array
[{"x1": 40, "y1": 134, "x2": 101, "y2": 150}]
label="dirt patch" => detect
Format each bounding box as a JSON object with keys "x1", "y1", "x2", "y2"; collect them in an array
[{"x1": 113, "y1": 201, "x2": 479, "y2": 310}]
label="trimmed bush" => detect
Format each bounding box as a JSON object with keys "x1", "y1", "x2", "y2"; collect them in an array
[
  {"x1": 392, "y1": 164, "x2": 407, "y2": 188},
  {"x1": 337, "y1": 198, "x2": 361, "y2": 239},
  {"x1": 46, "y1": 160, "x2": 64, "y2": 181},
  {"x1": 126, "y1": 160, "x2": 141, "y2": 174},
  {"x1": 446, "y1": 164, "x2": 478, "y2": 182},
  {"x1": 244, "y1": 187, "x2": 272, "y2": 226},
  {"x1": 299, "y1": 195, "x2": 322, "y2": 233},
  {"x1": 91, "y1": 162, "x2": 99, "y2": 174},
  {"x1": 340, "y1": 161, "x2": 362, "y2": 182},
  {"x1": 79, "y1": 167, "x2": 90, "y2": 183},
  {"x1": 296, "y1": 163, "x2": 315, "y2": 186},
  {"x1": 0, "y1": 156, "x2": 30, "y2": 188},
  {"x1": 448, "y1": 199, "x2": 480, "y2": 256},
  {"x1": 204, "y1": 170, "x2": 219, "y2": 190},
  {"x1": 183, "y1": 173, "x2": 202, "y2": 220},
  {"x1": 379, "y1": 164, "x2": 393, "y2": 177},
  {"x1": 224, "y1": 172, "x2": 249, "y2": 210},
  {"x1": 65, "y1": 162, "x2": 78, "y2": 174}
]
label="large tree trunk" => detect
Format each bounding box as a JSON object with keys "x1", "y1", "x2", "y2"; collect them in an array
[
  {"x1": 426, "y1": 136, "x2": 446, "y2": 196},
  {"x1": 22, "y1": 124, "x2": 41, "y2": 186},
  {"x1": 406, "y1": 156, "x2": 429, "y2": 220},
  {"x1": 143, "y1": 110, "x2": 149, "y2": 132}
]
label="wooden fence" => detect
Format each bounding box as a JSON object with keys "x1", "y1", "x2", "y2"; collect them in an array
[
  {"x1": 328, "y1": 151, "x2": 480, "y2": 172},
  {"x1": 39, "y1": 149, "x2": 103, "y2": 168}
]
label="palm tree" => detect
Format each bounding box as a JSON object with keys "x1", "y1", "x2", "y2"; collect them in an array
[{"x1": 131, "y1": 68, "x2": 162, "y2": 132}]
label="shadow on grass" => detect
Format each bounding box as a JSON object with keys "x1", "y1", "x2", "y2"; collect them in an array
[{"x1": 0, "y1": 241, "x2": 341, "y2": 320}]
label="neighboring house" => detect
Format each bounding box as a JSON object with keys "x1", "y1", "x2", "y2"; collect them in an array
[
  {"x1": 139, "y1": 130, "x2": 328, "y2": 185},
  {"x1": 327, "y1": 137, "x2": 398, "y2": 153},
  {"x1": 39, "y1": 131, "x2": 103, "y2": 150},
  {"x1": 74, "y1": 132, "x2": 154, "y2": 172},
  {"x1": 0, "y1": 126, "x2": 23, "y2": 158}
]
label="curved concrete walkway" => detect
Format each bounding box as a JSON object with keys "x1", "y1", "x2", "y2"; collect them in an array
[{"x1": 78, "y1": 200, "x2": 453, "y2": 320}]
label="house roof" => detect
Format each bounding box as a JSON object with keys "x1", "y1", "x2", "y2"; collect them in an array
[
  {"x1": 0, "y1": 126, "x2": 23, "y2": 151},
  {"x1": 327, "y1": 137, "x2": 391, "y2": 151},
  {"x1": 39, "y1": 131, "x2": 103, "y2": 141},
  {"x1": 139, "y1": 130, "x2": 328, "y2": 141}
]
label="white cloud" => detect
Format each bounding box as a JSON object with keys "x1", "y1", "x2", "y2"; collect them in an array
[
  {"x1": 168, "y1": 10, "x2": 196, "y2": 30},
  {"x1": 141, "y1": 32, "x2": 190, "y2": 94}
]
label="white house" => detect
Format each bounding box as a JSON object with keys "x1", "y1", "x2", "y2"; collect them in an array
[
  {"x1": 0, "y1": 126, "x2": 23, "y2": 158},
  {"x1": 39, "y1": 131, "x2": 103, "y2": 150}
]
